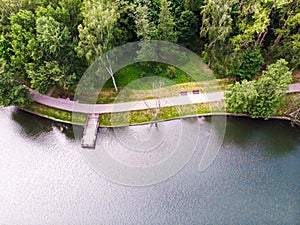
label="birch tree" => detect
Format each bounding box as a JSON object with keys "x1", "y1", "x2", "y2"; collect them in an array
[
  {"x1": 76, "y1": 0, "x2": 122, "y2": 92},
  {"x1": 230, "y1": 0, "x2": 294, "y2": 50},
  {"x1": 200, "y1": 0, "x2": 237, "y2": 75}
]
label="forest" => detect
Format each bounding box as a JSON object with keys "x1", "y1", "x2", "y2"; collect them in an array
[{"x1": 0, "y1": 0, "x2": 299, "y2": 119}]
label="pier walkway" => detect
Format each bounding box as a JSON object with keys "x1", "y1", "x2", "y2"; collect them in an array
[{"x1": 81, "y1": 114, "x2": 100, "y2": 148}]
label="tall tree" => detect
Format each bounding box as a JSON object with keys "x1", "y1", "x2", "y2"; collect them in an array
[
  {"x1": 230, "y1": 48, "x2": 264, "y2": 80},
  {"x1": 1, "y1": 5, "x2": 84, "y2": 95},
  {"x1": 200, "y1": 0, "x2": 235, "y2": 48},
  {"x1": 0, "y1": 0, "x2": 43, "y2": 33},
  {"x1": 224, "y1": 79, "x2": 258, "y2": 115},
  {"x1": 25, "y1": 15, "x2": 77, "y2": 93},
  {"x1": 76, "y1": 0, "x2": 126, "y2": 92},
  {"x1": 76, "y1": 0, "x2": 121, "y2": 63},
  {"x1": 134, "y1": 0, "x2": 178, "y2": 42},
  {"x1": 230, "y1": 0, "x2": 286, "y2": 50},
  {"x1": 200, "y1": 0, "x2": 236, "y2": 76},
  {"x1": 176, "y1": 10, "x2": 199, "y2": 50},
  {"x1": 134, "y1": 0, "x2": 182, "y2": 64},
  {"x1": 156, "y1": 0, "x2": 177, "y2": 42},
  {"x1": 134, "y1": 0, "x2": 155, "y2": 41},
  {"x1": 267, "y1": 0, "x2": 300, "y2": 69},
  {"x1": 9, "y1": 10, "x2": 36, "y2": 77},
  {"x1": 0, "y1": 74, "x2": 33, "y2": 107},
  {"x1": 134, "y1": 0, "x2": 157, "y2": 62},
  {"x1": 57, "y1": 0, "x2": 83, "y2": 37},
  {"x1": 183, "y1": 0, "x2": 204, "y2": 12}
]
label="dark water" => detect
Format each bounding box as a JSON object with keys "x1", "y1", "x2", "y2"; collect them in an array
[{"x1": 0, "y1": 107, "x2": 299, "y2": 224}]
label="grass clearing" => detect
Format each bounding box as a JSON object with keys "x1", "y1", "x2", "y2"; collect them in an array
[
  {"x1": 51, "y1": 61, "x2": 233, "y2": 104},
  {"x1": 103, "y1": 62, "x2": 194, "y2": 90}
]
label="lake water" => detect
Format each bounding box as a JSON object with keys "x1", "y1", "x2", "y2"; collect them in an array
[{"x1": 0, "y1": 106, "x2": 299, "y2": 224}]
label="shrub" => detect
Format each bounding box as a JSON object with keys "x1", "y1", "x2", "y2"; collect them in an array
[{"x1": 166, "y1": 66, "x2": 176, "y2": 79}]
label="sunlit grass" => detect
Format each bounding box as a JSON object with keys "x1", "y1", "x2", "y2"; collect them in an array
[
  {"x1": 100, "y1": 101, "x2": 226, "y2": 126},
  {"x1": 25, "y1": 103, "x2": 87, "y2": 124},
  {"x1": 24, "y1": 100, "x2": 225, "y2": 127}
]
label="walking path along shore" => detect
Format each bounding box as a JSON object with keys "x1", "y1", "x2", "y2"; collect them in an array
[{"x1": 29, "y1": 83, "x2": 300, "y2": 115}]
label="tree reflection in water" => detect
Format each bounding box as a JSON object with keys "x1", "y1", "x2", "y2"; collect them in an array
[{"x1": 12, "y1": 108, "x2": 79, "y2": 140}]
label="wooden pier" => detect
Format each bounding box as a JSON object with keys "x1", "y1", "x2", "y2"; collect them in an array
[{"x1": 81, "y1": 113, "x2": 100, "y2": 148}]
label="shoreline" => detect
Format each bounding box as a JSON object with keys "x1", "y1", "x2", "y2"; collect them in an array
[
  {"x1": 19, "y1": 108, "x2": 85, "y2": 126},
  {"x1": 24, "y1": 83, "x2": 300, "y2": 128},
  {"x1": 19, "y1": 107, "x2": 295, "y2": 128}
]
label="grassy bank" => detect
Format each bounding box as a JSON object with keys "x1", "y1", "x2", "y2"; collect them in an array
[
  {"x1": 100, "y1": 101, "x2": 225, "y2": 126},
  {"x1": 24, "y1": 100, "x2": 226, "y2": 127},
  {"x1": 24, "y1": 93, "x2": 299, "y2": 127},
  {"x1": 25, "y1": 103, "x2": 87, "y2": 125}
]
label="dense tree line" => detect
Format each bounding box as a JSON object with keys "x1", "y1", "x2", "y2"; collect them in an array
[{"x1": 0, "y1": 0, "x2": 299, "y2": 108}]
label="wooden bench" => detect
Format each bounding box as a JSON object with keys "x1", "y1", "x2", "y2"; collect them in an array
[{"x1": 180, "y1": 91, "x2": 188, "y2": 96}]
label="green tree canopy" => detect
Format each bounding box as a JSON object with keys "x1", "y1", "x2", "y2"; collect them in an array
[
  {"x1": 225, "y1": 59, "x2": 292, "y2": 119},
  {"x1": 230, "y1": 48, "x2": 264, "y2": 80},
  {"x1": 0, "y1": 74, "x2": 33, "y2": 107},
  {"x1": 156, "y1": 0, "x2": 177, "y2": 42},
  {"x1": 176, "y1": 10, "x2": 199, "y2": 50},
  {"x1": 9, "y1": 10, "x2": 36, "y2": 76},
  {"x1": 76, "y1": 0, "x2": 122, "y2": 64},
  {"x1": 134, "y1": 0, "x2": 155, "y2": 41},
  {"x1": 200, "y1": 0, "x2": 236, "y2": 76}
]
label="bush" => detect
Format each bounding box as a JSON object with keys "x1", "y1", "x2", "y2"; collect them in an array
[
  {"x1": 225, "y1": 59, "x2": 291, "y2": 119},
  {"x1": 166, "y1": 66, "x2": 177, "y2": 79},
  {"x1": 154, "y1": 65, "x2": 164, "y2": 75},
  {"x1": 140, "y1": 71, "x2": 146, "y2": 77}
]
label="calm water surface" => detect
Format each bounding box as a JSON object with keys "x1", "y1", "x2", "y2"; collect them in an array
[{"x1": 0, "y1": 107, "x2": 299, "y2": 224}]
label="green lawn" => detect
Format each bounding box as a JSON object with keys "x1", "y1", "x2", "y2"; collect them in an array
[
  {"x1": 102, "y1": 62, "x2": 194, "y2": 90},
  {"x1": 51, "y1": 61, "x2": 220, "y2": 103}
]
